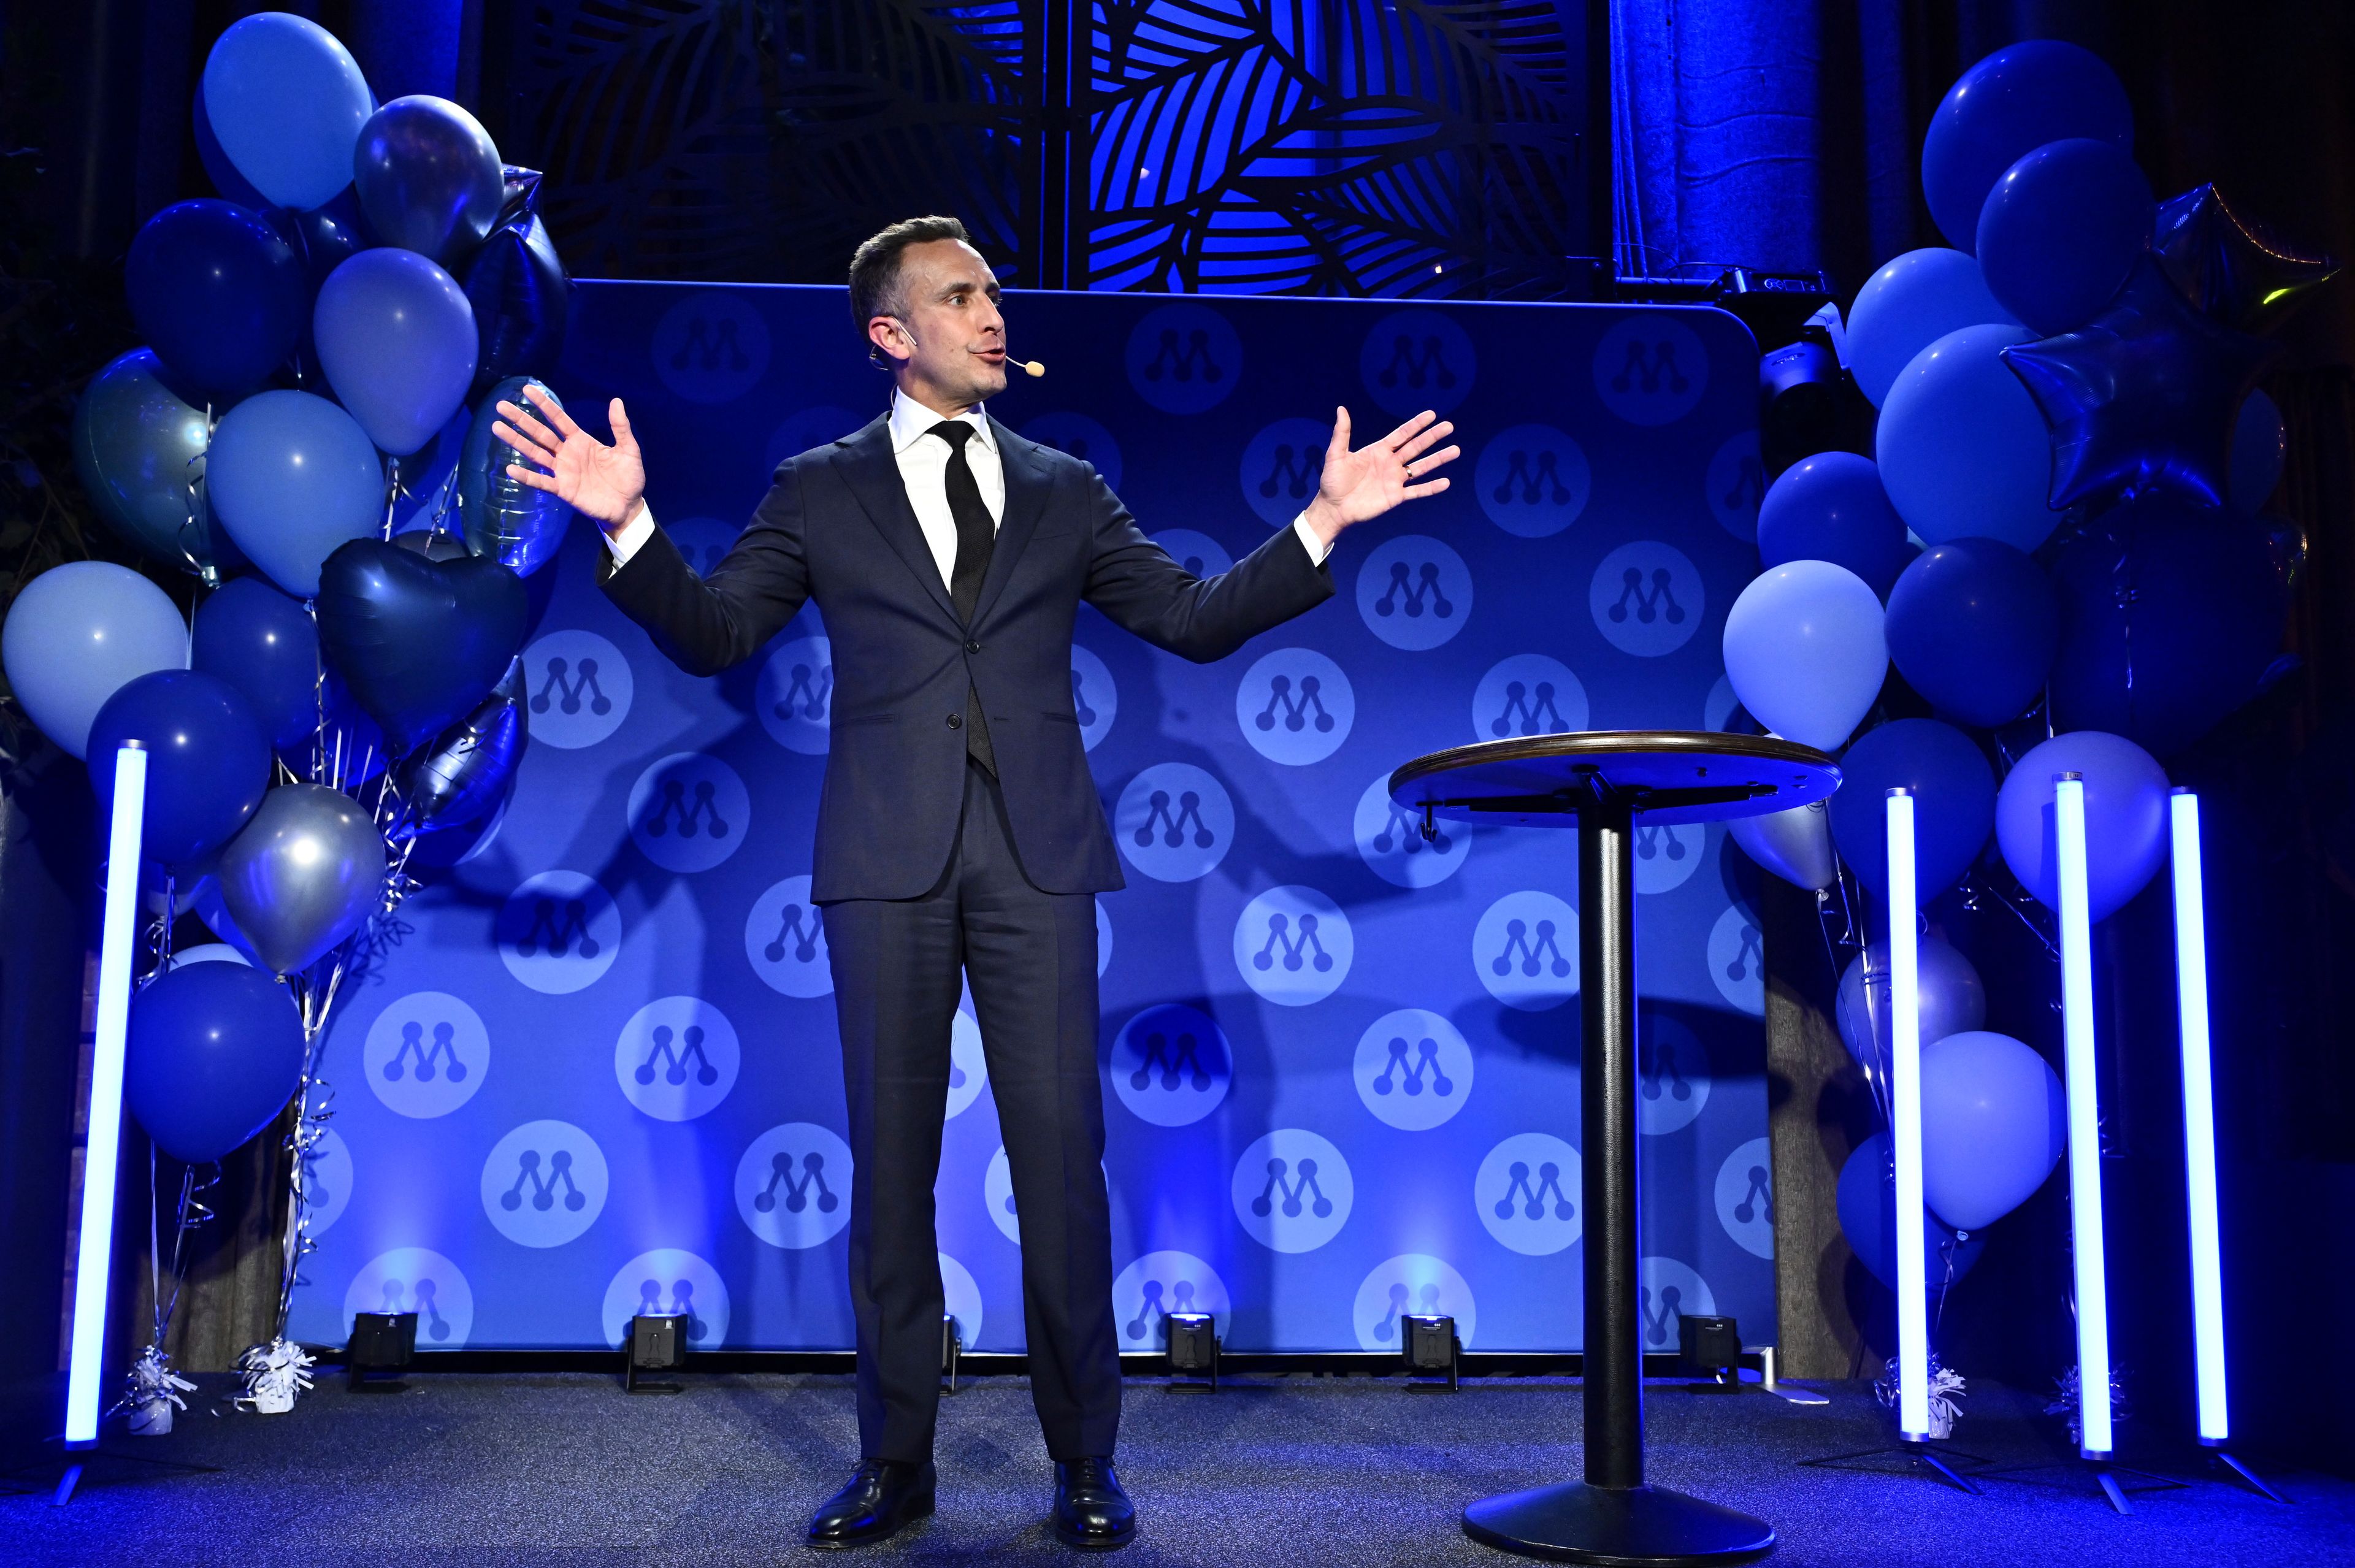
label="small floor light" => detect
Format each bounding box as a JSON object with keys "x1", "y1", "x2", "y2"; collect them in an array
[
  {"x1": 2053, "y1": 773, "x2": 2115, "y2": 1467},
  {"x1": 940, "y1": 1314, "x2": 962, "y2": 1396},
  {"x1": 1677, "y1": 1314, "x2": 1741, "y2": 1390},
  {"x1": 626, "y1": 1313, "x2": 689, "y2": 1394},
  {"x1": 1165, "y1": 1311, "x2": 1219, "y2": 1391},
  {"x1": 1403, "y1": 1313, "x2": 1461, "y2": 1392},
  {"x1": 348, "y1": 1310, "x2": 419, "y2": 1391}
]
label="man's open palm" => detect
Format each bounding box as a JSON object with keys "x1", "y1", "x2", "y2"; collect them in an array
[
  {"x1": 493, "y1": 385, "x2": 646, "y2": 531},
  {"x1": 1313, "y1": 407, "x2": 1458, "y2": 528}
]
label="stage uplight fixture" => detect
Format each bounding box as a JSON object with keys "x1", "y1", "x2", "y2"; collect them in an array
[
  {"x1": 2054, "y1": 773, "x2": 2113, "y2": 1459},
  {"x1": 1403, "y1": 1313, "x2": 1461, "y2": 1391},
  {"x1": 348, "y1": 1310, "x2": 419, "y2": 1391},
  {"x1": 627, "y1": 1312, "x2": 690, "y2": 1394},
  {"x1": 1165, "y1": 1311, "x2": 1219, "y2": 1391}
]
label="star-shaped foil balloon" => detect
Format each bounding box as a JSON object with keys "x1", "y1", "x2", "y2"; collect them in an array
[
  {"x1": 2001, "y1": 256, "x2": 2280, "y2": 511},
  {"x1": 2154, "y1": 183, "x2": 2341, "y2": 335}
]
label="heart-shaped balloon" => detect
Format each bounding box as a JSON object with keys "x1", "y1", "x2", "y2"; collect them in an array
[{"x1": 315, "y1": 538, "x2": 528, "y2": 756}]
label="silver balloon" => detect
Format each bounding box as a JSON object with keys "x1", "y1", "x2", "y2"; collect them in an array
[
  {"x1": 393, "y1": 672, "x2": 526, "y2": 838},
  {"x1": 71, "y1": 348, "x2": 245, "y2": 579},
  {"x1": 353, "y1": 96, "x2": 506, "y2": 267},
  {"x1": 1836, "y1": 934, "x2": 1988, "y2": 1077},
  {"x1": 213, "y1": 783, "x2": 388, "y2": 975},
  {"x1": 1728, "y1": 798, "x2": 1837, "y2": 890},
  {"x1": 459, "y1": 376, "x2": 572, "y2": 575}
]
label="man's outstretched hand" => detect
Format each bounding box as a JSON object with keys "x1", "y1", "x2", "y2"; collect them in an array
[
  {"x1": 493, "y1": 385, "x2": 646, "y2": 534},
  {"x1": 1300, "y1": 407, "x2": 1460, "y2": 549}
]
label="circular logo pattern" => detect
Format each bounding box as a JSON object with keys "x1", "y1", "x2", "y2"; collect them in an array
[
  {"x1": 1354, "y1": 1254, "x2": 1478, "y2": 1352},
  {"x1": 1640, "y1": 1256, "x2": 1717, "y2": 1348},
  {"x1": 1232, "y1": 1129, "x2": 1353, "y2": 1253},
  {"x1": 984, "y1": 1146, "x2": 1023, "y2": 1244},
  {"x1": 1095, "y1": 897, "x2": 1113, "y2": 977},
  {"x1": 615, "y1": 996, "x2": 741, "y2": 1122},
  {"x1": 664, "y1": 516, "x2": 741, "y2": 578},
  {"x1": 1357, "y1": 534, "x2": 1472, "y2": 651},
  {"x1": 1024, "y1": 411, "x2": 1123, "y2": 489},
  {"x1": 1708, "y1": 904, "x2": 1764, "y2": 1016},
  {"x1": 1114, "y1": 763, "x2": 1233, "y2": 882},
  {"x1": 602, "y1": 1249, "x2": 730, "y2": 1350},
  {"x1": 1474, "y1": 892, "x2": 1580, "y2": 1011},
  {"x1": 745, "y1": 875, "x2": 832, "y2": 998},
  {"x1": 1590, "y1": 541, "x2": 1702, "y2": 657},
  {"x1": 1593, "y1": 315, "x2": 1707, "y2": 426},
  {"x1": 1126, "y1": 303, "x2": 1241, "y2": 414},
  {"x1": 483, "y1": 1120, "x2": 608, "y2": 1248},
  {"x1": 365, "y1": 991, "x2": 491, "y2": 1118},
  {"x1": 1147, "y1": 528, "x2": 1233, "y2": 577},
  {"x1": 1639, "y1": 1011, "x2": 1712, "y2": 1134},
  {"x1": 1354, "y1": 772, "x2": 1470, "y2": 889},
  {"x1": 1354, "y1": 1009, "x2": 1474, "y2": 1131},
  {"x1": 302, "y1": 1126, "x2": 353, "y2": 1236},
  {"x1": 1360, "y1": 308, "x2": 1476, "y2": 416},
  {"x1": 497, "y1": 871, "x2": 621, "y2": 996},
  {"x1": 1473, "y1": 654, "x2": 1588, "y2": 741},
  {"x1": 1477, "y1": 424, "x2": 1590, "y2": 537},
  {"x1": 653, "y1": 289, "x2": 771, "y2": 404},
  {"x1": 1476, "y1": 1133, "x2": 1582, "y2": 1255},
  {"x1": 1240, "y1": 418, "x2": 1331, "y2": 526},
  {"x1": 764, "y1": 405, "x2": 864, "y2": 475},
  {"x1": 757, "y1": 634, "x2": 835, "y2": 754},
  {"x1": 946, "y1": 1009, "x2": 989, "y2": 1120},
  {"x1": 629, "y1": 753, "x2": 749, "y2": 873},
  {"x1": 1109, "y1": 1003, "x2": 1231, "y2": 1127},
  {"x1": 1706, "y1": 429, "x2": 1763, "y2": 540},
  {"x1": 1236, "y1": 648, "x2": 1353, "y2": 765},
  {"x1": 343, "y1": 1248, "x2": 473, "y2": 1348},
  {"x1": 1114, "y1": 1250, "x2": 1231, "y2": 1347},
  {"x1": 1071, "y1": 644, "x2": 1117, "y2": 752},
  {"x1": 1714, "y1": 1137, "x2": 1775, "y2": 1259},
  {"x1": 735, "y1": 1123, "x2": 855, "y2": 1249},
  {"x1": 1234, "y1": 885, "x2": 1352, "y2": 1006},
  {"x1": 940, "y1": 1252, "x2": 985, "y2": 1349},
  {"x1": 1634, "y1": 822, "x2": 1707, "y2": 895},
  {"x1": 520, "y1": 630, "x2": 633, "y2": 749}
]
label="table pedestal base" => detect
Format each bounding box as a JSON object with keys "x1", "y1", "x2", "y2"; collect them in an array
[{"x1": 1462, "y1": 1481, "x2": 1774, "y2": 1566}]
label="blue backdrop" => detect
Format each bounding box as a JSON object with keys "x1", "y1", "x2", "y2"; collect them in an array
[{"x1": 289, "y1": 285, "x2": 1775, "y2": 1356}]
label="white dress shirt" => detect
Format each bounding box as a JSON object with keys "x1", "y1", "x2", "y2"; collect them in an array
[{"x1": 602, "y1": 388, "x2": 1334, "y2": 577}]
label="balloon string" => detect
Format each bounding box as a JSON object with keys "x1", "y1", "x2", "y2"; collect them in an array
[{"x1": 380, "y1": 454, "x2": 404, "y2": 541}]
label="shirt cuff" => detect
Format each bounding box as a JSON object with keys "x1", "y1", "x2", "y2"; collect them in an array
[
  {"x1": 603, "y1": 500, "x2": 656, "y2": 566},
  {"x1": 1291, "y1": 512, "x2": 1333, "y2": 567}
]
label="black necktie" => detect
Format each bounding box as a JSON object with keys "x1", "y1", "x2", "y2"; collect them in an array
[{"x1": 928, "y1": 420, "x2": 997, "y2": 776}]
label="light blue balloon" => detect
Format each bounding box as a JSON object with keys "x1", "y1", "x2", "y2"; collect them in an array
[
  {"x1": 208, "y1": 390, "x2": 383, "y2": 598},
  {"x1": 1994, "y1": 730, "x2": 2170, "y2": 922},
  {"x1": 1921, "y1": 1030, "x2": 2066, "y2": 1230},
  {"x1": 1722, "y1": 561, "x2": 1887, "y2": 751},
  {"x1": 2229, "y1": 388, "x2": 2285, "y2": 512},
  {"x1": 1877, "y1": 323, "x2": 2059, "y2": 552},
  {"x1": 200, "y1": 13, "x2": 373, "y2": 210},
  {"x1": 1845, "y1": 248, "x2": 2016, "y2": 407},
  {"x1": 0, "y1": 562, "x2": 187, "y2": 759},
  {"x1": 314, "y1": 249, "x2": 479, "y2": 456}
]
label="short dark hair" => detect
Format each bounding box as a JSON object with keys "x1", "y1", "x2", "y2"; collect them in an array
[{"x1": 849, "y1": 216, "x2": 973, "y2": 360}]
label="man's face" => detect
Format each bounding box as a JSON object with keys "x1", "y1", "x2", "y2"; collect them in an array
[{"x1": 869, "y1": 238, "x2": 1008, "y2": 411}]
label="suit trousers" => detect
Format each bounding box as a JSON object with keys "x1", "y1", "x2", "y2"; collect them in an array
[{"x1": 821, "y1": 755, "x2": 1121, "y2": 1463}]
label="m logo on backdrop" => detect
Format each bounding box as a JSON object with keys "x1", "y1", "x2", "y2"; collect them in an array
[
  {"x1": 1715, "y1": 1137, "x2": 1776, "y2": 1259},
  {"x1": 302, "y1": 1127, "x2": 353, "y2": 1236},
  {"x1": 662, "y1": 518, "x2": 741, "y2": 578},
  {"x1": 1474, "y1": 654, "x2": 1588, "y2": 741},
  {"x1": 344, "y1": 1249, "x2": 474, "y2": 1348},
  {"x1": 1638, "y1": 1010, "x2": 1712, "y2": 1133},
  {"x1": 1356, "y1": 535, "x2": 1472, "y2": 651},
  {"x1": 1112, "y1": 1250, "x2": 1231, "y2": 1348},
  {"x1": 652, "y1": 289, "x2": 770, "y2": 404},
  {"x1": 1114, "y1": 763, "x2": 1233, "y2": 881},
  {"x1": 1109, "y1": 1003, "x2": 1231, "y2": 1126},
  {"x1": 745, "y1": 875, "x2": 831, "y2": 998},
  {"x1": 1125, "y1": 303, "x2": 1241, "y2": 414},
  {"x1": 1360, "y1": 308, "x2": 1476, "y2": 416},
  {"x1": 757, "y1": 633, "x2": 835, "y2": 754},
  {"x1": 602, "y1": 1250, "x2": 730, "y2": 1350},
  {"x1": 1235, "y1": 648, "x2": 1353, "y2": 765},
  {"x1": 765, "y1": 406, "x2": 864, "y2": 476},
  {"x1": 1070, "y1": 645, "x2": 1117, "y2": 751},
  {"x1": 1634, "y1": 822, "x2": 1708, "y2": 894},
  {"x1": 1023, "y1": 412, "x2": 1124, "y2": 489},
  {"x1": 1233, "y1": 885, "x2": 1353, "y2": 1006},
  {"x1": 1593, "y1": 315, "x2": 1709, "y2": 426},
  {"x1": 1707, "y1": 430, "x2": 1763, "y2": 541},
  {"x1": 497, "y1": 871, "x2": 622, "y2": 995},
  {"x1": 736, "y1": 1123, "x2": 856, "y2": 1249},
  {"x1": 1639, "y1": 1257, "x2": 1717, "y2": 1348},
  {"x1": 1709, "y1": 904, "x2": 1766, "y2": 1015},
  {"x1": 1590, "y1": 541, "x2": 1704, "y2": 657},
  {"x1": 1476, "y1": 1132, "x2": 1582, "y2": 1255},
  {"x1": 616, "y1": 996, "x2": 741, "y2": 1121},
  {"x1": 1353, "y1": 773, "x2": 1470, "y2": 888},
  {"x1": 1146, "y1": 529, "x2": 1232, "y2": 578},
  {"x1": 483, "y1": 1120, "x2": 610, "y2": 1248},
  {"x1": 521, "y1": 630, "x2": 633, "y2": 749},
  {"x1": 1232, "y1": 1129, "x2": 1354, "y2": 1253},
  {"x1": 940, "y1": 1253, "x2": 985, "y2": 1350},
  {"x1": 365, "y1": 991, "x2": 491, "y2": 1117},
  {"x1": 1353, "y1": 1255, "x2": 1477, "y2": 1352},
  {"x1": 1476, "y1": 424, "x2": 1590, "y2": 538},
  {"x1": 1352, "y1": 1008, "x2": 1474, "y2": 1131},
  {"x1": 946, "y1": 1010, "x2": 989, "y2": 1119},
  {"x1": 1475, "y1": 892, "x2": 1580, "y2": 1010},
  {"x1": 1239, "y1": 418, "x2": 1331, "y2": 526},
  {"x1": 984, "y1": 1147, "x2": 1113, "y2": 1247},
  {"x1": 628, "y1": 753, "x2": 749, "y2": 873}
]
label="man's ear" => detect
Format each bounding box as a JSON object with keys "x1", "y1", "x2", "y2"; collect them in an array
[{"x1": 867, "y1": 316, "x2": 911, "y2": 365}]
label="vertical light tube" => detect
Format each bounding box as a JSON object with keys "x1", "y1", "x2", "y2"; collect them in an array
[
  {"x1": 2053, "y1": 773, "x2": 2113, "y2": 1459},
  {"x1": 1886, "y1": 786, "x2": 1929, "y2": 1441},
  {"x1": 2169, "y1": 787, "x2": 2229, "y2": 1445},
  {"x1": 65, "y1": 743, "x2": 147, "y2": 1448}
]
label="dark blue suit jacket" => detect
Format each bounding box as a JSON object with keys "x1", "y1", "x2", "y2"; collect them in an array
[{"x1": 598, "y1": 413, "x2": 1336, "y2": 901}]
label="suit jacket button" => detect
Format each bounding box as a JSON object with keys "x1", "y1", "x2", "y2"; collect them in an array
[
  {"x1": 966, "y1": 640, "x2": 981, "y2": 654},
  {"x1": 947, "y1": 713, "x2": 963, "y2": 730}
]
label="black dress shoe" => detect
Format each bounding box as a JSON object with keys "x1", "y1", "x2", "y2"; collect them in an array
[
  {"x1": 806, "y1": 1458, "x2": 935, "y2": 1550},
  {"x1": 1053, "y1": 1457, "x2": 1136, "y2": 1550}
]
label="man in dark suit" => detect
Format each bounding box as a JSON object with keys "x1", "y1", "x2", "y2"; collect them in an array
[{"x1": 492, "y1": 216, "x2": 1458, "y2": 1550}]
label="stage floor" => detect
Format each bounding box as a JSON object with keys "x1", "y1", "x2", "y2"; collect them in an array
[{"x1": 6, "y1": 1372, "x2": 2348, "y2": 1566}]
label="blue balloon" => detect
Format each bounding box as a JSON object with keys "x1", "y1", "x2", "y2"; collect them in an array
[
  {"x1": 88, "y1": 670, "x2": 271, "y2": 866},
  {"x1": 1829, "y1": 719, "x2": 1996, "y2": 899},
  {"x1": 1756, "y1": 453, "x2": 1910, "y2": 598},
  {"x1": 200, "y1": 13, "x2": 373, "y2": 211},
  {"x1": 1885, "y1": 539, "x2": 2058, "y2": 729},
  {"x1": 1877, "y1": 323, "x2": 2059, "y2": 551},
  {"x1": 315, "y1": 249, "x2": 479, "y2": 456},
  {"x1": 353, "y1": 96, "x2": 507, "y2": 267},
  {"x1": 191, "y1": 85, "x2": 267, "y2": 207},
  {"x1": 460, "y1": 377, "x2": 573, "y2": 575},
  {"x1": 193, "y1": 576, "x2": 323, "y2": 751},
  {"x1": 1921, "y1": 40, "x2": 2134, "y2": 253},
  {"x1": 125, "y1": 200, "x2": 305, "y2": 400},
  {"x1": 1845, "y1": 248, "x2": 2016, "y2": 407},
  {"x1": 1722, "y1": 562, "x2": 1887, "y2": 751},
  {"x1": 264, "y1": 190, "x2": 372, "y2": 385},
  {"x1": 207, "y1": 390, "x2": 384, "y2": 598},
  {"x1": 0, "y1": 562, "x2": 187, "y2": 759},
  {"x1": 1921, "y1": 1031, "x2": 2066, "y2": 1230},
  {"x1": 2048, "y1": 492, "x2": 2285, "y2": 756},
  {"x1": 1976, "y1": 138, "x2": 2155, "y2": 335},
  {"x1": 125, "y1": 960, "x2": 306, "y2": 1163},
  {"x1": 1995, "y1": 730, "x2": 2170, "y2": 921},
  {"x1": 71, "y1": 348, "x2": 246, "y2": 578},
  {"x1": 1836, "y1": 935, "x2": 1986, "y2": 1076},
  {"x1": 2229, "y1": 388, "x2": 2285, "y2": 512},
  {"x1": 284, "y1": 664, "x2": 389, "y2": 789},
  {"x1": 464, "y1": 183, "x2": 569, "y2": 394},
  {"x1": 1837, "y1": 1133, "x2": 1986, "y2": 1292},
  {"x1": 316, "y1": 539, "x2": 529, "y2": 755}
]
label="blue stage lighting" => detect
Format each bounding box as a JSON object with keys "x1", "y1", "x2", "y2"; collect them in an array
[
  {"x1": 2168, "y1": 788, "x2": 2228, "y2": 1445},
  {"x1": 1885, "y1": 787, "x2": 1931, "y2": 1442},
  {"x1": 2054, "y1": 773, "x2": 2113, "y2": 1459}
]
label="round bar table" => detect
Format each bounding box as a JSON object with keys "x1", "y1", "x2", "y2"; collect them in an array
[{"x1": 1390, "y1": 731, "x2": 1840, "y2": 1566}]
